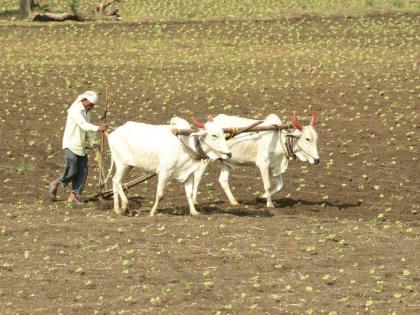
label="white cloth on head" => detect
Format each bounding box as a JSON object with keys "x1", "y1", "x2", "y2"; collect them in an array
[
  {"x1": 62, "y1": 93, "x2": 99, "y2": 156},
  {"x1": 83, "y1": 91, "x2": 98, "y2": 104},
  {"x1": 72, "y1": 91, "x2": 98, "y2": 105}
]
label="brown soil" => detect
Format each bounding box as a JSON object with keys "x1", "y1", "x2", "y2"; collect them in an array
[{"x1": 0, "y1": 13, "x2": 419, "y2": 314}]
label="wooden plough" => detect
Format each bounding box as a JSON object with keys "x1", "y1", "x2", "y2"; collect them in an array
[
  {"x1": 94, "y1": 121, "x2": 293, "y2": 200},
  {"x1": 92, "y1": 173, "x2": 156, "y2": 200}
]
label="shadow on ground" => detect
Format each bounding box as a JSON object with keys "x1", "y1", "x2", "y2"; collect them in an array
[{"x1": 270, "y1": 197, "x2": 362, "y2": 210}]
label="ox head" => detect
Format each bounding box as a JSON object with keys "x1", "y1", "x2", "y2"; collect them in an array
[
  {"x1": 192, "y1": 117, "x2": 232, "y2": 160},
  {"x1": 290, "y1": 112, "x2": 320, "y2": 165}
]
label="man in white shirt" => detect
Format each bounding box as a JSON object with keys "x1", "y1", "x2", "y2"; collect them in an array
[{"x1": 49, "y1": 91, "x2": 107, "y2": 203}]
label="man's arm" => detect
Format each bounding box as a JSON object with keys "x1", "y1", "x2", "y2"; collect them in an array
[{"x1": 68, "y1": 106, "x2": 100, "y2": 132}]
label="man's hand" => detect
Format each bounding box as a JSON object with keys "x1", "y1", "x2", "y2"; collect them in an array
[{"x1": 98, "y1": 124, "x2": 108, "y2": 132}]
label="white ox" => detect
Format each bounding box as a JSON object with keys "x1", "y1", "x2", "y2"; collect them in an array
[
  {"x1": 107, "y1": 117, "x2": 231, "y2": 216},
  {"x1": 193, "y1": 112, "x2": 320, "y2": 208}
]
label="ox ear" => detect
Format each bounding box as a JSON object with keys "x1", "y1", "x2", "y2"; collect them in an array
[
  {"x1": 293, "y1": 112, "x2": 303, "y2": 130},
  {"x1": 207, "y1": 115, "x2": 214, "y2": 122},
  {"x1": 310, "y1": 111, "x2": 317, "y2": 127},
  {"x1": 192, "y1": 118, "x2": 205, "y2": 129}
]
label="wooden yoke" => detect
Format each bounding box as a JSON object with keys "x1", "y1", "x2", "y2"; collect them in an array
[
  {"x1": 171, "y1": 122, "x2": 294, "y2": 137},
  {"x1": 171, "y1": 128, "x2": 195, "y2": 136},
  {"x1": 224, "y1": 123, "x2": 294, "y2": 135}
]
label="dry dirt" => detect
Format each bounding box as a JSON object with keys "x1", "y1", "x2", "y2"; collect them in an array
[{"x1": 0, "y1": 14, "x2": 419, "y2": 314}]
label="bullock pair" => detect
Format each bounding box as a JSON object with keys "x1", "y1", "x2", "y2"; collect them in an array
[{"x1": 107, "y1": 113, "x2": 319, "y2": 216}]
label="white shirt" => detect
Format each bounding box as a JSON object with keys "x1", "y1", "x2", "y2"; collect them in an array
[{"x1": 62, "y1": 101, "x2": 99, "y2": 156}]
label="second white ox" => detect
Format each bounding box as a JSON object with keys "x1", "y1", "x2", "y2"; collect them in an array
[
  {"x1": 193, "y1": 112, "x2": 320, "y2": 207},
  {"x1": 108, "y1": 117, "x2": 231, "y2": 216}
]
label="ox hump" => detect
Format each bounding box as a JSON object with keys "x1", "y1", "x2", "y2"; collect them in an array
[
  {"x1": 170, "y1": 116, "x2": 191, "y2": 129},
  {"x1": 263, "y1": 113, "x2": 282, "y2": 126}
]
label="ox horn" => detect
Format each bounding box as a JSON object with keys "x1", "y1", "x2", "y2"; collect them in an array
[
  {"x1": 207, "y1": 115, "x2": 214, "y2": 122},
  {"x1": 192, "y1": 118, "x2": 205, "y2": 129},
  {"x1": 293, "y1": 112, "x2": 303, "y2": 130},
  {"x1": 310, "y1": 111, "x2": 317, "y2": 127}
]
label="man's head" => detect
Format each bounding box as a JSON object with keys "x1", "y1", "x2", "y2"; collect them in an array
[{"x1": 81, "y1": 91, "x2": 98, "y2": 111}]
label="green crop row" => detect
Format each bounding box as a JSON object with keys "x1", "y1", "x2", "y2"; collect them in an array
[{"x1": 1, "y1": 0, "x2": 419, "y2": 21}]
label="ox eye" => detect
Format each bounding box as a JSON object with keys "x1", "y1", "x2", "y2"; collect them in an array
[
  {"x1": 306, "y1": 138, "x2": 310, "y2": 141},
  {"x1": 211, "y1": 134, "x2": 217, "y2": 139}
]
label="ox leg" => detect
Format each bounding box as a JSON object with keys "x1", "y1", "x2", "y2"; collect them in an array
[
  {"x1": 112, "y1": 163, "x2": 131, "y2": 215},
  {"x1": 193, "y1": 160, "x2": 209, "y2": 204},
  {"x1": 150, "y1": 173, "x2": 168, "y2": 216},
  {"x1": 185, "y1": 173, "x2": 200, "y2": 216},
  {"x1": 270, "y1": 175, "x2": 284, "y2": 196},
  {"x1": 262, "y1": 175, "x2": 284, "y2": 198},
  {"x1": 218, "y1": 164, "x2": 239, "y2": 206},
  {"x1": 112, "y1": 177, "x2": 120, "y2": 214},
  {"x1": 119, "y1": 166, "x2": 132, "y2": 212},
  {"x1": 257, "y1": 163, "x2": 274, "y2": 207},
  {"x1": 112, "y1": 162, "x2": 123, "y2": 214}
]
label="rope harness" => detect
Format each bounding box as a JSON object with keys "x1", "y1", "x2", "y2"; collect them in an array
[
  {"x1": 177, "y1": 135, "x2": 208, "y2": 161},
  {"x1": 282, "y1": 132, "x2": 318, "y2": 162},
  {"x1": 194, "y1": 136, "x2": 209, "y2": 160},
  {"x1": 174, "y1": 125, "x2": 314, "y2": 163},
  {"x1": 284, "y1": 134, "x2": 298, "y2": 160}
]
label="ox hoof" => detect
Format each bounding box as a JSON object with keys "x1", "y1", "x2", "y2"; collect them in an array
[
  {"x1": 266, "y1": 202, "x2": 275, "y2": 208},
  {"x1": 190, "y1": 211, "x2": 200, "y2": 217},
  {"x1": 230, "y1": 201, "x2": 240, "y2": 206},
  {"x1": 114, "y1": 208, "x2": 127, "y2": 216}
]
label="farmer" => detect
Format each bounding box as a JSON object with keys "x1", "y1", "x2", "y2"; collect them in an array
[{"x1": 49, "y1": 91, "x2": 107, "y2": 203}]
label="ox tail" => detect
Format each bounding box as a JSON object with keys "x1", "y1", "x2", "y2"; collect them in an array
[{"x1": 103, "y1": 156, "x2": 114, "y2": 186}]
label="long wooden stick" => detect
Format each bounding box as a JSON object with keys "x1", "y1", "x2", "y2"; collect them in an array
[{"x1": 98, "y1": 84, "x2": 110, "y2": 192}]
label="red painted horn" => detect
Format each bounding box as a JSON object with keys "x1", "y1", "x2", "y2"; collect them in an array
[
  {"x1": 310, "y1": 111, "x2": 317, "y2": 127},
  {"x1": 293, "y1": 112, "x2": 303, "y2": 130},
  {"x1": 207, "y1": 115, "x2": 214, "y2": 122},
  {"x1": 192, "y1": 118, "x2": 205, "y2": 129}
]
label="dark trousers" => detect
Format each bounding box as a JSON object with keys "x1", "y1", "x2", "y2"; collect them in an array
[{"x1": 58, "y1": 149, "x2": 88, "y2": 194}]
